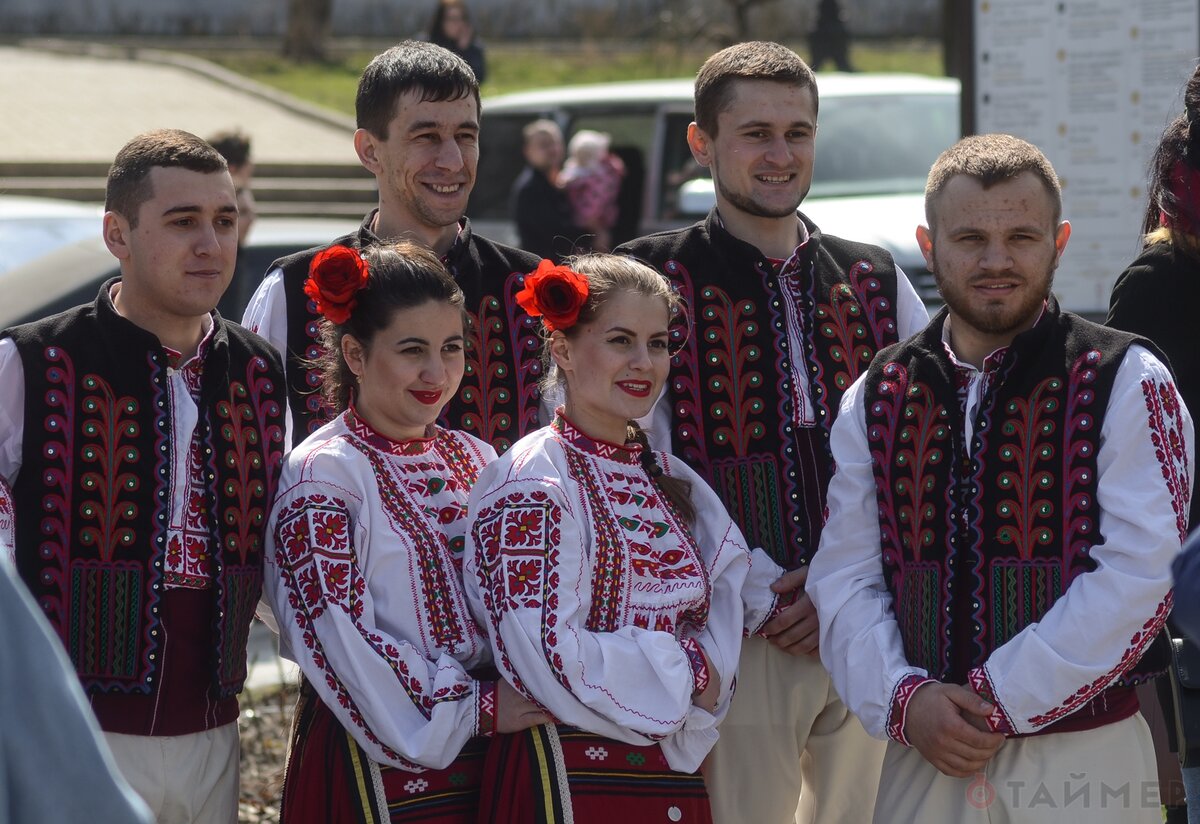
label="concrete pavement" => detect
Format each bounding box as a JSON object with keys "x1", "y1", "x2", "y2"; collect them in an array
[{"x1": 0, "y1": 41, "x2": 359, "y2": 165}]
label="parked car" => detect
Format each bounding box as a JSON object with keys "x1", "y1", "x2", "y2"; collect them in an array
[
  {"x1": 0, "y1": 195, "x2": 104, "y2": 275},
  {"x1": 469, "y1": 74, "x2": 960, "y2": 304},
  {"x1": 0, "y1": 216, "x2": 358, "y2": 329}
]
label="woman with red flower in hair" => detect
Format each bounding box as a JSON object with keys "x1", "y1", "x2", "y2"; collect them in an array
[
  {"x1": 463, "y1": 254, "x2": 786, "y2": 823},
  {"x1": 262, "y1": 240, "x2": 547, "y2": 824}
]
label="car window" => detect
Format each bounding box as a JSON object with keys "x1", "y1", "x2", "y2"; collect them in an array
[
  {"x1": 811, "y1": 93, "x2": 957, "y2": 198},
  {"x1": 660, "y1": 111, "x2": 704, "y2": 223}
]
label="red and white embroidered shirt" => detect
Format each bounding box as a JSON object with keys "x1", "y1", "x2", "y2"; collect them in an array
[
  {"x1": 463, "y1": 411, "x2": 782, "y2": 773},
  {"x1": 263, "y1": 410, "x2": 498, "y2": 771},
  {"x1": 807, "y1": 343, "x2": 1194, "y2": 741}
]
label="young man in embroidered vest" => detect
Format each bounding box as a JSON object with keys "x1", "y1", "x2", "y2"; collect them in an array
[
  {"x1": 0, "y1": 129, "x2": 287, "y2": 824},
  {"x1": 242, "y1": 40, "x2": 541, "y2": 453},
  {"x1": 807, "y1": 133, "x2": 1194, "y2": 823},
  {"x1": 615, "y1": 41, "x2": 929, "y2": 824}
]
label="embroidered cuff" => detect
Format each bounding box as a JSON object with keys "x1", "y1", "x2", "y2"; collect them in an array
[
  {"x1": 967, "y1": 665, "x2": 1016, "y2": 735},
  {"x1": 753, "y1": 586, "x2": 800, "y2": 638},
  {"x1": 681, "y1": 637, "x2": 711, "y2": 696},
  {"x1": 477, "y1": 679, "x2": 498, "y2": 738},
  {"x1": 886, "y1": 674, "x2": 938, "y2": 746}
]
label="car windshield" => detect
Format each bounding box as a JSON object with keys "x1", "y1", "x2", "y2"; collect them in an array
[{"x1": 808, "y1": 92, "x2": 959, "y2": 198}]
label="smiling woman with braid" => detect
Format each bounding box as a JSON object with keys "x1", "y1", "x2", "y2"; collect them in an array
[{"x1": 462, "y1": 254, "x2": 787, "y2": 823}]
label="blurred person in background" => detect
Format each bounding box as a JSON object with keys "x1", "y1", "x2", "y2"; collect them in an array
[
  {"x1": 511, "y1": 119, "x2": 586, "y2": 262},
  {"x1": 559, "y1": 129, "x2": 625, "y2": 252},
  {"x1": 208, "y1": 129, "x2": 259, "y2": 319},
  {"x1": 429, "y1": 0, "x2": 487, "y2": 84},
  {"x1": 1106, "y1": 61, "x2": 1200, "y2": 824}
]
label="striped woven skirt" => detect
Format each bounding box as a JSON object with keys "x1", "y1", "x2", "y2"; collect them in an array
[
  {"x1": 280, "y1": 683, "x2": 487, "y2": 824},
  {"x1": 478, "y1": 724, "x2": 713, "y2": 824}
]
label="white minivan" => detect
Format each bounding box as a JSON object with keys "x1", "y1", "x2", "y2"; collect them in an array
[{"x1": 467, "y1": 74, "x2": 960, "y2": 306}]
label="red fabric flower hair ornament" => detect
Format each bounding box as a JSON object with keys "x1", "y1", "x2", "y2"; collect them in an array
[
  {"x1": 514, "y1": 259, "x2": 590, "y2": 332},
  {"x1": 304, "y1": 245, "x2": 370, "y2": 325}
]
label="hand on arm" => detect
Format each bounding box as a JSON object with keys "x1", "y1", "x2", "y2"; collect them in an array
[
  {"x1": 495, "y1": 678, "x2": 550, "y2": 733},
  {"x1": 761, "y1": 566, "x2": 820, "y2": 656},
  {"x1": 903, "y1": 682, "x2": 1004, "y2": 777}
]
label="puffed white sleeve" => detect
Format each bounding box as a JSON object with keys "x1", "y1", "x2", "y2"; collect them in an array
[
  {"x1": 807, "y1": 374, "x2": 932, "y2": 742},
  {"x1": 264, "y1": 452, "x2": 496, "y2": 771},
  {"x1": 893, "y1": 264, "x2": 932, "y2": 339},
  {"x1": 463, "y1": 465, "x2": 716, "y2": 767},
  {"x1": 966, "y1": 345, "x2": 1194, "y2": 735},
  {"x1": 655, "y1": 456, "x2": 764, "y2": 764}
]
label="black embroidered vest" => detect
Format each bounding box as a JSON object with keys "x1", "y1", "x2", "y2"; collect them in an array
[
  {"x1": 273, "y1": 213, "x2": 543, "y2": 452},
  {"x1": 619, "y1": 209, "x2": 902, "y2": 569},
  {"x1": 5, "y1": 281, "x2": 287, "y2": 698},
  {"x1": 864, "y1": 300, "x2": 1155, "y2": 683}
]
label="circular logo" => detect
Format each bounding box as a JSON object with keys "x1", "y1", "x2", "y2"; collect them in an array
[{"x1": 966, "y1": 773, "x2": 996, "y2": 809}]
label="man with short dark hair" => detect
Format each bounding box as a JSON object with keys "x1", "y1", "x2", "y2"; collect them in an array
[
  {"x1": 0, "y1": 128, "x2": 287, "y2": 824},
  {"x1": 617, "y1": 41, "x2": 929, "y2": 823},
  {"x1": 243, "y1": 41, "x2": 541, "y2": 451},
  {"x1": 207, "y1": 129, "x2": 258, "y2": 318},
  {"x1": 808, "y1": 133, "x2": 1193, "y2": 823}
]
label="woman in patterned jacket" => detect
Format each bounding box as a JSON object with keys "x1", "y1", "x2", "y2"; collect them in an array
[
  {"x1": 262, "y1": 241, "x2": 547, "y2": 824},
  {"x1": 463, "y1": 254, "x2": 783, "y2": 823}
]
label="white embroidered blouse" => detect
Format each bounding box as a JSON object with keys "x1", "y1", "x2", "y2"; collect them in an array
[
  {"x1": 263, "y1": 409, "x2": 499, "y2": 771},
  {"x1": 463, "y1": 412, "x2": 782, "y2": 773}
]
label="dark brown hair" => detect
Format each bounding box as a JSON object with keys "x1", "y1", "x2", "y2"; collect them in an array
[
  {"x1": 1141, "y1": 64, "x2": 1200, "y2": 249},
  {"x1": 207, "y1": 129, "x2": 252, "y2": 169},
  {"x1": 693, "y1": 41, "x2": 818, "y2": 137},
  {"x1": 924, "y1": 133, "x2": 1062, "y2": 230},
  {"x1": 356, "y1": 40, "x2": 480, "y2": 139},
  {"x1": 105, "y1": 129, "x2": 227, "y2": 227},
  {"x1": 317, "y1": 240, "x2": 465, "y2": 413}
]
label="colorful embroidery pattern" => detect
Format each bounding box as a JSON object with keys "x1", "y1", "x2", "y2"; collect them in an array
[
  {"x1": 348, "y1": 435, "x2": 469, "y2": 654},
  {"x1": 812, "y1": 260, "x2": 897, "y2": 403},
  {"x1": 471, "y1": 488, "x2": 562, "y2": 695},
  {"x1": 214, "y1": 358, "x2": 285, "y2": 564},
  {"x1": 886, "y1": 673, "x2": 936, "y2": 745},
  {"x1": 449, "y1": 271, "x2": 542, "y2": 453},
  {"x1": 869, "y1": 362, "x2": 950, "y2": 564},
  {"x1": 1142, "y1": 378, "x2": 1192, "y2": 542},
  {"x1": 1027, "y1": 594, "x2": 1173, "y2": 728},
  {"x1": 274, "y1": 491, "x2": 428, "y2": 769}
]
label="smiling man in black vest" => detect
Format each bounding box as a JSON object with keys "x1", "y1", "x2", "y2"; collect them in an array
[{"x1": 242, "y1": 41, "x2": 541, "y2": 453}]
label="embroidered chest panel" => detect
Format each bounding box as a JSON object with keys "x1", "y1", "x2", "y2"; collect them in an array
[
  {"x1": 16, "y1": 344, "x2": 282, "y2": 695},
  {"x1": 443, "y1": 269, "x2": 543, "y2": 454},
  {"x1": 665, "y1": 255, "x2": 898, "y2": 568},
  {"x1": 562, "y1": 447, "x2": 709, "y2": 635},
  {"x1": 866, "y1": 351, "x2": 1108, "y2": 678}
]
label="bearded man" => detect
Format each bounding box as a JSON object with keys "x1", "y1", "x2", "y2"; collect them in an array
[{"x1": 807, "y1": 132, "x2": 1194, "y2": 823}]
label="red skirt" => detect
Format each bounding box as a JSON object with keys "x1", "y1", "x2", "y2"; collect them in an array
[
  {"x1": 280, "y1": 683, "x2": 487, "y2": 824},
  {"x1": 477, "y1": 724, "x2": 713, "y2": 824}
]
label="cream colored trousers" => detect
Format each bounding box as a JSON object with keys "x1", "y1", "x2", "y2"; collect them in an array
[
  {"x1": 872, "y1": 712, "x2": 1160, "y2": 823},
  {"x1": 704, "y1": 635, "x2": 886, "y2": 824},
  {"x1": 105, "y1": 722, "x2": 239, "y2": 824}
]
